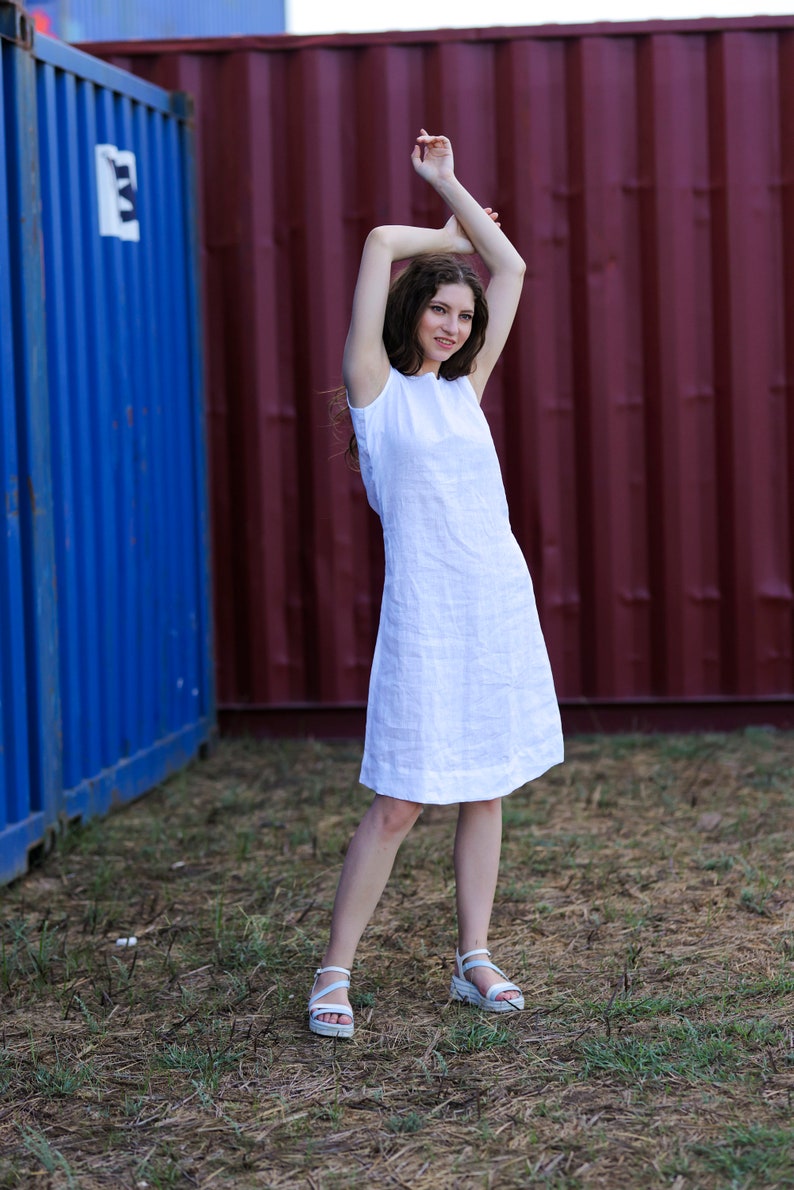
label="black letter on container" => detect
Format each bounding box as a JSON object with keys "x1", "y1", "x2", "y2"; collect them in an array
[{"x1": 95, "y1": 144, "x2": 140, "y2": 242}]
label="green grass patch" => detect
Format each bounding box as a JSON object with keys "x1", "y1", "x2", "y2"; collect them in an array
[
  {"x1": 678, "y1": 1124, "x2": 794, "y2": 1185},
  {"x1": 589, "y1": 1016, "x2": 783, "y2": 1082}
]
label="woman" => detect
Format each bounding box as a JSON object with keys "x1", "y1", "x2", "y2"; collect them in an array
[{"x1": 309, "y1": 131, "x2": 563, "y2": 1038}]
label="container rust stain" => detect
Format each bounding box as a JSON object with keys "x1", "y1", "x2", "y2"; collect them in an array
[{"x1": 87, "y1": 16, "x2": 794, "y2": 728}]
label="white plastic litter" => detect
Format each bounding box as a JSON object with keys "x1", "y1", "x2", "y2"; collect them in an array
[{"x1": 115, "y1": 936, "x2": 138, "y2": 948}]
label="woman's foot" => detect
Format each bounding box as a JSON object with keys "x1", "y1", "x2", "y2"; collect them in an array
[
  {"x1": 450, "y1": 948, "x2": 525, "y2": 1012},
  {"x1": 463, "y1": 953, "x2": 521, "y2": 1002},
  {"x1": 308, "y1": 965, "x2": 355, "y2": 1038}
]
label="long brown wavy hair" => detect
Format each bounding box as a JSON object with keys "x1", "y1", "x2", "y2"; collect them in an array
[{"x1": 330, "y1": 254, "x2": 489, "y2": 468}]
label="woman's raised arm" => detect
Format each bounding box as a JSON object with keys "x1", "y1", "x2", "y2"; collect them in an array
[
  {"x1": 412, "y1": 130, "x2": 526, "y2": 399},
  {"x1": 343, "y1": 131, "x2": 522, "y2": 407},
  {"x1": 343, "y1": 223, "x2": 466, "y2": 408}
]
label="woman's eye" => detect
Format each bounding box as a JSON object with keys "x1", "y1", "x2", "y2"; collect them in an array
[{"x1": 461, "y1": 313, "x2": 472, "y2": 322}]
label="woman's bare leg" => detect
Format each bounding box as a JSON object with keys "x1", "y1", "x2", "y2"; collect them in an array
[
  {"x1": 312, "y1": 794, "x2": 422, "y2": 1025},
  {"x1": 453, "y1": 798, "x2": 519, "y2": 1001}
]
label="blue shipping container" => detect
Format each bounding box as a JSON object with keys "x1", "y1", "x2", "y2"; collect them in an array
[
  {"x1": 29, "y1": 0, "x2": 285, "y2": 41},
  {"x1": 0, "y1": 1, "x2": 215, "y2": 884}
]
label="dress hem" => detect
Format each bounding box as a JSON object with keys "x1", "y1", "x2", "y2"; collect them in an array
[{"x1": 358, "y1": 751, "x2": 564, "y2": 806}]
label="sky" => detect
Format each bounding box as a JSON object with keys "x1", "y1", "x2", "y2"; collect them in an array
[{"x1": 286, "y1": 0, "x2": 794, "y2": 35}]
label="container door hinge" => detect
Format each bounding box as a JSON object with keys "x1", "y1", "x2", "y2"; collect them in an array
[{"x1": 0, "y1": 1, "x2": 34, "y2": 49}]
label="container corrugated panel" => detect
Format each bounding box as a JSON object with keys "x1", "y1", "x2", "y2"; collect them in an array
[
  {"x1": 0, "y1": 3, "x2": 215, "y2": 883},
  {"x1": 1, "y1": 22, "x2": 44, "y2": 875},
  {"x1": 30, "y1": 0, "x2": 284, "y2": 42},
  {"x1": 0, "y1": 7, "x2": 62, "y2": 880},
  {"x1": 90, "y1": 18, "x2": 794, "y2": 732}
]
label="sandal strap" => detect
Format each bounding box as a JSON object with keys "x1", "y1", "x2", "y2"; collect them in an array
[
  {"x1": 309, "y1": 999, "x2": 353, "y2": 1018},
  {"x1": 458, "y1": 948, "x2": 491, "y2": 964},
  {"x1": 309, "y1": 977, "x2": 350, "y2": 1009},
  {"x1": 315, "y1": 965, "x2": 351, "y2": 977},
  {"x1": 457, "y1": 949, "x2": 510, "y2": 981},
  {"x1": 462, "y1": 957, "x2": 506, "y2": 978},
  {"x1": 457, "y1": 948, "x2": 517, "y2": 986},
  {"x1": 482, "y1": 980, "x2": 521, "y2": 1002}
]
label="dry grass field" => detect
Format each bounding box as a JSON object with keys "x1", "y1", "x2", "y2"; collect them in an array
[{"x1": 0, "y1": 731, "x2": 792, "y2": 1188}]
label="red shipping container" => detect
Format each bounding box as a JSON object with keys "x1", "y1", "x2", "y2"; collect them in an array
[{"x1": 87, "y1": 17, "x2": 794, "y2": 733}]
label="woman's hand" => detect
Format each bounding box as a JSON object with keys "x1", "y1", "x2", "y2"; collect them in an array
[
  {"x1": 411, "y1": 129, "x2": 456, "y2": 186},
  {"x1": 443, "y1": 209, "x2": 501, "y2": 254}
]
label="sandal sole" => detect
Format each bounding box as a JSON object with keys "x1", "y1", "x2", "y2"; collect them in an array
[
  {"x1": 309, "y1": 1016, "x2": 355, "y2": 1038},
  {"x1": 450, "y1": 977, "x2": 525, "y2": 1013}
]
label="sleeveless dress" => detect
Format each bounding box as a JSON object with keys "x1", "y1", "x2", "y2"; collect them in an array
[{"x1": 349, "y1": 367, "x2": 563, "y2": 805}]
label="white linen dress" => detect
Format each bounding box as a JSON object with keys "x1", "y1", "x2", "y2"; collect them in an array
[{"x1": 349, "y1": 367, "x2": 563, "y2": 804}]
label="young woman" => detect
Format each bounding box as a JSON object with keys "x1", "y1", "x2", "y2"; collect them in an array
[{"x1": 309, "y1": 131, "x2": 563, "y2": 1038}]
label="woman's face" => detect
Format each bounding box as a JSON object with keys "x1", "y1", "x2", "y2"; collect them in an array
[{"x1": 416, "y1": 283, "x2": 475, "y2": 374}]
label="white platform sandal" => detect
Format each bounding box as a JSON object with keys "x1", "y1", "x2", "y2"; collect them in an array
[
  {"x1": 450, "y1": 948, "x2": 525, "y2": 1013},
  {"x1": 308, "y1": 965, "x2": 355, "y2": 1039}
]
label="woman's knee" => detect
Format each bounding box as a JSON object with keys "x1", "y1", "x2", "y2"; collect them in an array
[
  {"x1": 458, "y1": 797, "x2": 503, "y2": 823},
  {"x1": 371, "y1": 794, "x2": 422, "y2": 835}
]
